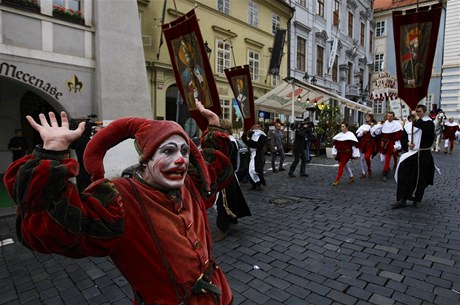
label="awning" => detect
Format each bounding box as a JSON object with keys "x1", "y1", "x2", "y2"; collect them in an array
[{"x1": 255, "y1": 77, "x2": 373, "y2": 118}]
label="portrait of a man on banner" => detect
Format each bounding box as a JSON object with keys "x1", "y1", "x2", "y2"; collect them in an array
[
  {"x1": 232, "y1": 76, "x2": 249, "y2": 118},
  {"x1": 173, "y1": 35, "x2": 212, "y2": 110},
  {"x1": 399, "y1": 24, "x2": 430, "y2": 89},
  {"x1": 162, "y1": 9, "x2": 221, "y2": 130}
]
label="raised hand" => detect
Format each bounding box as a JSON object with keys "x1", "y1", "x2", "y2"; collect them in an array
[
  {"x1": 26, "y1": 111, "x2": 86, "y2": 151},
  {"x1": 195, "y1": 99, "x2": 219, "y2": 126}
]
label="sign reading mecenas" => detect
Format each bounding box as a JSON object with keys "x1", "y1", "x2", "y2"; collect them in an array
[{"x1": 0, "y1": 62, "x2": 63, "y2": 100}]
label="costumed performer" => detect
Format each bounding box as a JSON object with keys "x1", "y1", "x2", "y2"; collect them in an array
[{"x1": 331, "y1": 122, "x2": 360, "y2": 186}]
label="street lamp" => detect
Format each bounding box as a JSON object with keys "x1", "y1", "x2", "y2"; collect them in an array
[{"x1": 204, "y1": 41, "x2": 212, "y2": 59}]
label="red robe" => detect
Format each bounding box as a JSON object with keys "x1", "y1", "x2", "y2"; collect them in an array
[
  {"x1": 3, "y1": 130, "x2": 233, "y2": 305},
  {"x1": 444, "y1": 122, "x2": 459, "y2": 141}
]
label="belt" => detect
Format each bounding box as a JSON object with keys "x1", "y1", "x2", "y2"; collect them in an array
[{"x1": 192, "y1": 261, "x2": 221, "y2": 296}]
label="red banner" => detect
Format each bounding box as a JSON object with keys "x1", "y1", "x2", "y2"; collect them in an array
[
  {"x1": 225, "y1": 65, "x2": 255, "y2": 132},
  {"x1": 392, "y1": 3, "x2": 442, "y2": 110},
  {"x1": 162, "y1": 10, "x2": 221, "y2": 131}
]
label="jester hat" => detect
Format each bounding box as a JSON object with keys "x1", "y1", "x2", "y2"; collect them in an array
[{"x1": 83, "y1": 117, "x2": 210, "y2": 191}]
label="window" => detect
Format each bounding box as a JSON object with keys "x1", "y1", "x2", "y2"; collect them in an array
[
  {"x1": 348, "y1": 12, "x2": 353, "y2": 38},
  {"x1": 272, "y1": 74, "x2": 281, "y2": 86},
  {"x1": 53, "y1": 0, "x2": 80, "y2": 11},
  {"x1": 369, "y1": 30, "x2": 373, "y2": 52},
  {"x1": 248, "y1": 50, "x2": 260, "y2": 82},
  {"x1": 360, "y1": 23, "x2": 365, "y2": 47},
  {"x1": 374, "y1": 54, "x2": 384, "y2": 72},
  {"x1": 332, "y1": 56, "x2": 338, "y2": 82},
  {"x1": 220, "y1": 99, "x2": 231, "y2": 120},
  {"x1": 217, "y1": 0, "x2": 230, "y2": 15},
  {"x1": 376, "y1": 21, "x2": 386, "y2": 37},
  {"x1": 348, "y1": 62, "x2": 353, "y2": 85},
  {"x1": 296, "y1": 37, "x2": 306, "y2": 71},
  {"x1": 425, "y1": 95, "x2": 433, "y2": 111},
  {"x1": 298, "y1": 0, "x2": 306, "y2": 7},
  {"x1": 316, "y1": 45, "x2": 324, "y2": 77},
  {"x1": 317, "y1": 0, "x2": 324, "y2": 17},
  {"x1": 248, "y1": 1, "x2": 259, "y2": 27},
  {"x1": 217, "y1": 40, "x2": 231, "y2": 74},
  {"x1": 374, "y1": 101, "x2": 383, "y2": 114},
  {"x1": 333, "y1": 0, "x2": 340, "y2": 27},
  {"x1": 272, "y1": 13, "x2": 281, "y2": 35}
]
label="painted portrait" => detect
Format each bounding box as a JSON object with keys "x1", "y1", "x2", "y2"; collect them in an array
[
  {"x1": 172, "y1": 34, "x2": 213, "y2": 110},
  {"x1": 399, "y1": 23, "x2": 431, "y2": 88}
]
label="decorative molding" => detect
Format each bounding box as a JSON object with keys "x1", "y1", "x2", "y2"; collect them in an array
[
  {"x1": 315, "y1": 30, "x2": 328, "y2": 45},
  {"x1": 293, "y1": 21, "x2": 311, "y2": 33},
  {"x1": 359, "y1": 10, "x2": 368, "y2": 21},
  {"x1": 369, "y1": 20, "x2": 375, "y2": 28},
  {"x1": 244, "y1": 38, "x2": 264, "y2": 48},
  {"x1": 347, "y1": 0, "x2": 357, "y2": 11},
  {"x1": 359, "y1": 57, "x2": 367, "y2": 66},
  {"x1": 137, "y1": 0, "x2": 150, "y2": 6},
  {"x1": 211, "y1": 25, "x2": 238, "y2": 38}
]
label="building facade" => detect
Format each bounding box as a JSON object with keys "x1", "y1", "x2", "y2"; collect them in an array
[
  {"x1": 372, "y1": 0, "x2": 447, "y2": 120},
  {"x1": 289, "y1": 0, "x2": 375, "y2": 125},
  {"x1": 140, "y1": 0, "x2": 293, "y2": 136},
  {"x1": 0, "y1": 0, "x2": 151, "y2": 175}
]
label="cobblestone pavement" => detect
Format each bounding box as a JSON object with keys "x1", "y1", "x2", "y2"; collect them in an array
[{"x1": 1, "y1": 147, "x2": 459, "y2": 305}]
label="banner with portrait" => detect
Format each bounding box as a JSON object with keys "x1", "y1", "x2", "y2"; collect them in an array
[
  {"x1": 392, "y1": 3, "x2": 442, "y2": 110},
  {"x1": 225, "y1": 65, "x2": 255, "y2": 132},
  {"x1": 162, "y1": 9, "x2": 221, "y2": 130}
]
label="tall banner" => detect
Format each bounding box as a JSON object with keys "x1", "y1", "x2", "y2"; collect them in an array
[
  {"x1": 268, "y1": 29, "x2": 286, "y2": 75},
  {"x1": 392, "y1": 3, "x2": 442, "y2": 110},
  {"x1": 162, "y1": 10, "x2": 221, "y2": 131},
  {"x1": 225, "y1": 65, "x2": 255, "y2": 132}
]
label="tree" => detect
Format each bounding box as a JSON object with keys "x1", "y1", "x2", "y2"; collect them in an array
[{"x1": 316, "y1": 104, "x2": 343, "y2": 147}]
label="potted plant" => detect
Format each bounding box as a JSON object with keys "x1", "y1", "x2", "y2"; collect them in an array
[{"x1": 52, "y1": 5, "x2": 85, "y2": 25}]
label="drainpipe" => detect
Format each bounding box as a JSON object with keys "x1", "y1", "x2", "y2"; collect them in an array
[
  {"x1": 287, "y1": 2, "x2": 295, "y2": 78},
  {"x1": 147, "y1": 61, "x2": 157, "y2": 119}
]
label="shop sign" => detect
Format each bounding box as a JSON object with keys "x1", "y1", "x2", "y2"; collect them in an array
[{"x1": 0, "y1": 61, "x2": 64, "y2": 100}]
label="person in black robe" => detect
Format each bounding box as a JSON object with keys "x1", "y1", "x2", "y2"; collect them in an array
[
  {"x1": 242, "y1": 123, "x2": 267, "y2": 191},
  {"x1": 214, "y1": 120, "x2": 252, "y2": 241},
  {"x1": 392, "y1": 104, "x2": 435, "y2": 209}
]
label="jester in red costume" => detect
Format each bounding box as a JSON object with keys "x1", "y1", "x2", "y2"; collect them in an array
[
  {"x1": 3, "y1": 101, "x2": 233, "y2": 305},
  {"x1": 443, "y1": 117, "x2": 459, "y2": 154},
  {"x1": 375, "y1": 111, "x2": 403, "y2": 181}
]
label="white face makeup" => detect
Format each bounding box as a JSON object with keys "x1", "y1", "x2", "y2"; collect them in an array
[{"x1": 141, "y1": 135, "x2": 190, "y2": 190}]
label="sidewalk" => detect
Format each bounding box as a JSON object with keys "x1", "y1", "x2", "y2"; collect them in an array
[{"x1": 1, "y1": 149, "x2": 459, "y2": 304}]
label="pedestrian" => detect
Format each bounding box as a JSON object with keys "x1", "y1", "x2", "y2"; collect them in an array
[
  {"x1": 243, "y1": 123, "x2": 267, "y2": 191},
  {"x1": 375, "y1": 111, "x2": 403, "y2": 181},
  {"x1": 304, "y1": 117, "x2": 315, "y2": 163},
  {"x1": 3, "y1": 100, "x2": 234, "y2": 305},
  {"x1": 331, "y1": 122, "x2": 359, "y2": 186},
  {"x1": 269, "y1": 122, "x2": 286, "y2": 173},
  {"x1": 356, "y1": 114, "x2": 377, "y2": 178},
  {"x1": 214, "y1": 119, "x2": 251, "y2": 241},
  {"x1": 443, "y1": 117, "x2": 459, "y2": 154},
  {"x1": 288, "y1": 122, "x2": 309, "y2": 178},
  {"x1": 7, "y1": 129, "x2": 28, "y2": 161},
  {"x1": 392, "y1": 104, "x2": 435, "y2": 209}
]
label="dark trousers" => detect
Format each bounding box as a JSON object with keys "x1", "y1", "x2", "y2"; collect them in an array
[{"x1": 289, "y1": 149, "x2": 307, "y2": 175}]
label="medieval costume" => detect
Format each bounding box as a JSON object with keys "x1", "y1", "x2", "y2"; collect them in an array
[
  {"x1": 356, "y1": 122, "x2": 378, "y2": 178},
  {"x1": 4, "y1": 115, "x2": 234, "y2": 305},
  {"x1": 215, "y1": 133, "x2": 251, "y2": 241},
  {"x1": 244, "y1": 126, "x2": 267, "y2": 191},
  {"x1": 377, "y1": 119, "x2": 403, "y2": 181},
  {"x1": 394, "y1": 116, "x2": 435, "y2": 208},
  {"x1": 331, "y1": 128, "x2": 359, "y2": 186},
  {"x1": 443, "y1": 119, "x2": 459, "y2": 153}
]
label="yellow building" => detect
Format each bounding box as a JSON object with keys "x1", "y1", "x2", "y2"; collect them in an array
[{"x1": 139, "y1": 0, "x2": 293, "y2": 135}]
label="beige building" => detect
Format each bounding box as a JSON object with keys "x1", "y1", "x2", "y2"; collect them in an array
[{"x1": 139, "y1": 0, "x2": 293, "y2": 135}]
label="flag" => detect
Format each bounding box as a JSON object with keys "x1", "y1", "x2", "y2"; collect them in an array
[
  {"x1": 156, "y1": 0, "x2": 167, "y2": 60},
  {"x1": 268, "y1": 29, "x2": 286, "y2": 75},
  {"x1": 392, "y1": 3, "x2": 442, "y2": 110},
  {"x1": 162, "y1": 9, "x2": 221, "y2": 131},
  {"x1": 225, "y1": 65, "x2": 255, "y2": 132}
]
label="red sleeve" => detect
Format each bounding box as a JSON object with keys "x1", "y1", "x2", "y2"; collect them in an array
[{"x1": 3, "y1": 148, "x2": 125, "y2": 258}]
